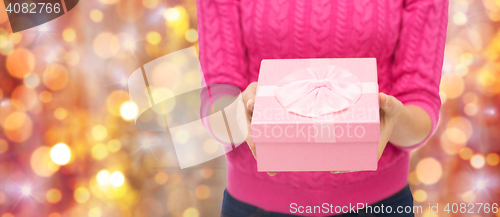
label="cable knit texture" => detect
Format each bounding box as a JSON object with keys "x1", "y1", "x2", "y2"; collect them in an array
[{"x1": 197, "y1": 0, "x2": 448, "y2": 215}]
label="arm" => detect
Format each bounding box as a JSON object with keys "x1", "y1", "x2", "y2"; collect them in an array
[
  {"x1": 197, "y1": 0, "x2": 249, "y2": 137},
  {"x1": 197, "y1": 0, "x2": 248, "y2": 90},
  {"x1": 386, "y1": 0, "x2": 449, "y2": 150}
]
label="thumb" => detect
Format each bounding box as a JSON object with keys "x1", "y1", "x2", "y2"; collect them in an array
[{"x1": 379, "y1": 92, "x2": 396, "y2": 115}]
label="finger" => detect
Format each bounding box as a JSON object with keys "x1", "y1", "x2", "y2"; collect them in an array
[
  {"x1": 379, "y1": 92, "x2": 397, "y2": 115},
  {"x1": 267, "y1": 171, "x2": 277, "y2": 176},
  {"x1": 242, "y1": 82, "x2": 258, "y2": 112},
  {"x1": 246, "y1": 98, "x2": 255, "y2": 112},
  {"x1": 247, "y1": 139, "x2": 257, "y2": 160},
  {"x1": 379, "y1": 92, "x2": 389, "y2": 109}
]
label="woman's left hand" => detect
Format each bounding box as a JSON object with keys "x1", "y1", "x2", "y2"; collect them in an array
[{"x1": 331, "y1": 92, "x2": 404, "y2": 174}]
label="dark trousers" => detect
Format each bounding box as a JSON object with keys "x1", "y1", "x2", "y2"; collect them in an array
[{"x1": 221, "y1": 184, "x2": 415, "y2": 217}]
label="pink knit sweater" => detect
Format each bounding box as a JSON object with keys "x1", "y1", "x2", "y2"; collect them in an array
[{"x1": 197, "y1": 0, "x2": 448, "y2": 215}]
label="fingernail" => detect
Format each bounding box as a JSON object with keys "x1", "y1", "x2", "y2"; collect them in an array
[
  {"x1": 246, "y1": 99, "x2": 254, "y2": 111},
  {"x1": 268, "y1": 172, "x2": 277, "y2": 176},
  {"x1": 331, "y1": 171, "x2": 341, "y2": 174}
]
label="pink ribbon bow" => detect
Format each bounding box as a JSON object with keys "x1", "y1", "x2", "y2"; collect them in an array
[{"x1": 274, "y1": 64, "x2": 362, "y2": 117}]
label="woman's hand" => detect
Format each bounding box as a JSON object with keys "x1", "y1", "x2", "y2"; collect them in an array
[
  {"x1": 242, "y1": 82, "x2": 277, "y2": 176},
  {"x1": 331, "y1": 92, "x2": 404, "y2": 174}
]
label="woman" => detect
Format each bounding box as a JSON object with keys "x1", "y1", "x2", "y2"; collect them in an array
[{"x1": 197, "y1": 0, "x2": 448, "y2": 216}]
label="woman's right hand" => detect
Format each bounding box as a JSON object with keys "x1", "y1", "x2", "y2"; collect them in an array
[{"x1": 241, "y1": 82, "x2": 276, "y2": 176}]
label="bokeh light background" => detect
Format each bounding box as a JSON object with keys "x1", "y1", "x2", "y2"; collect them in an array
[{"x1": 0, "y1": 0, "x2": 499, "y2": 216}]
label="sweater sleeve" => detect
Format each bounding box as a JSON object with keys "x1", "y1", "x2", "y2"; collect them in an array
[
  {"x1": 197, "y1": 0, "x2": 249, "y2": 91},
  {"x1": 389, "y1": 0, "x2": 448, "y2": 151}
]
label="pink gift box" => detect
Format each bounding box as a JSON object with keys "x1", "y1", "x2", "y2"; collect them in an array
[{"x1": 251, "y1": 58, "x2": 380, "y2": 172}]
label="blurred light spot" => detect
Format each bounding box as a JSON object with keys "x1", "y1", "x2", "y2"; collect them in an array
[
  {"x1": 74, "y1": 187, "x2": 90, "y2": 203},
  {"x1": 96, "y1": 170, "x2": 110, "y2": 185},
  {"x1": 21, "y1": 186, "x2": 31, "y2": 196},
  {"x1": 462, "y1": 92, "x2": 478, "y2": 104},
  {"x1": 116, "y1": 0, "x2": 144, "y2": 22},
  {"x1": 195, "y1": 185, "x2": 210, "y2": 200},
  {"x1": 42, "y1": 64, "x2": 69, "y2": 91},
  {"x1": 92, "y1": 125, "x2": 108, "y2": 141},
  {"x1": 175, "y1": 129, "x2": 189, "y2": 144},
  {"x1": 422, "y1": 211, "x2": 438, "y2": 217},
  {"x1": 461, "y1": 190, "x2": 475, "y2": 203},
  {"x1": 485, "y1": 108, "x2": 496, "y2": 115},
  {"x1": 0, "y1": 139, "x2": 7, "y2": 154},
  {"x1": 416, "y1": 158, "x2": 442, "y2": 185},
  {"x1": 50, "y1": 143, "x2": 71, "y2": 165},
  {"x1": 154, "y1": 172, "x2": 168, "y2": 185},
  {"x1": 120, "y1": 101, "x2": 138, "y2": 120},
  {"x1": 39, "y1": 90, "x2": 52, "y2": 103},
  {"x1": 62, "y1": 28, "x2": 76, "y2": 42},
  {"x1": 440, "y1": 132, "x2": 463, "y2": 155},
  {"x1": 106, "y1": 90, "x2": 129, "y2": 116},
  {"x1": 91, "y1": 143, "x2": 108, "y2": 160},
  {"x1": 164, "y1": 8, "x2": 181, "y2": 21},
  {"x1": 185, "y1": 29, "x2": 198, "y2": 43},
  {"x1": 45, "y1": 51, "x2": 57, "y2": 63},
  {"x1": 446, "y1": 116, "x2": 473, "y2": 142},
  {"x1": 453, "y1": 12, "x2": 467, "y2": 25},
  {"x1": 143, "y1": 0, "x2": 159, "y2": 8},
  {"x1": 88, "y1": 207, "x2": 102, "y2": 217},
  {"x1": 486, "y1": 153, "x2": 499, "y2": 166},
  {"x1": 146, "y1": 31, "x2": 161, "y2": 45},
  {"x1": 110, "y1": 171, "x2": 125, "y2": 187},
  {"x1": 3, "y1": 111, "x2": 27, "y2": 130},
  {"x1": 6, "y1": 48, "x2": 35, "y2": 78},
  {"x1": 38, "y1": 24, "x2": 49, "y2": 32},
  {"x1": 476, "y1": 180, "x2": 487, "y2": 190},
  {"x1": 98, "y1": 0, "x2": 119, "y2": 4},
  {"x1": 31, "y1": 146, "x2": 60, "y2": 177},
  {"x1": 470, "y1": 154, "x2": 485, "y2": 169},
  {"x1": 23, "y1": 73, "x2": 40, "y2": 88},
  {"x1": 48, "y1": 213, "x2": 61, "y2": 217},
  {"x1": 200, "y1": 166, "x2": 213, "y2": 179},
  {"x1": 203, "y1": 139, "x2": 219, "y2": 154},
  {"x1": 460, "y1": 53, "x2": 473, "y2": 65},
  {"x1": 413, "y1": 189, "x2": 427, "y2": 202},
  {"x1": 440, "y1": 73, "x2": 464, "y2": 99},
  {"x1": 54, "y1": 108, "x2": 67, "y2": 120},
  {"x1": 9, "y1": 33, "x2": 22, "y2": 44},
  {"x1": 454, "y1": 63, "x2": 468, "y2": 76},
  {"x1": 3, "y1": 111, "x2": 33, "y2": 142},
  {"x1": 93, "y1": 32, "x2": 120, "y2": 59},
  {"x1": 459, "y1": 147, "x2": 473, "y2": 160},
  {"x1": 65, "y1": 50, "x2": 80, "y2": 66},
  {"x1": 0, "y1": 38, "x2": 13, "y2": 55},
  {"x1": 46, "y1": 188, "x2": 62, "y2": 203},
  {"x1": 0, "y1": 191, "x2": 5, "y2": 204},
  {"x1": 107, "y1": 139, "x2": 121, "y2": 153},
  {"x1": 1, "y1": 213, "x2": 14, "y2": 217},
  {"x1": 0, "y1": 89, "x2": 3, "y2": 100},
  {"x1": 478, "y1": 69, "x2": 496, "y2": 86},
  {"x1": 90, "y1": 9, "x2": 103, "y2": 22},
  {"x1": 183, "y1": 207, "x2": 199, "y2": 217},
  {"x1": 445, "y1": 128, "x2": 467, "y2": 144},
  {"x1": 464, "y1": 103, "x2": 478, "y2": 116},
  {"x1": 11, "y1": 85, "x2": 37, "y2": 111},
  {"x1": 120, "y1": 33, "x2": 136, "y2": 51}
]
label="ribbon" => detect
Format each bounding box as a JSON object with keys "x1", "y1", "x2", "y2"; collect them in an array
[{"x1": 272, "y1": 64, "x2": 363, "y2": 117}]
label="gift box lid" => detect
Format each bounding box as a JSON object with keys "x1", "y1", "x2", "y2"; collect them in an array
[{"x1": 251, "y1": 58, "x2": 380, "y2": 144}]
